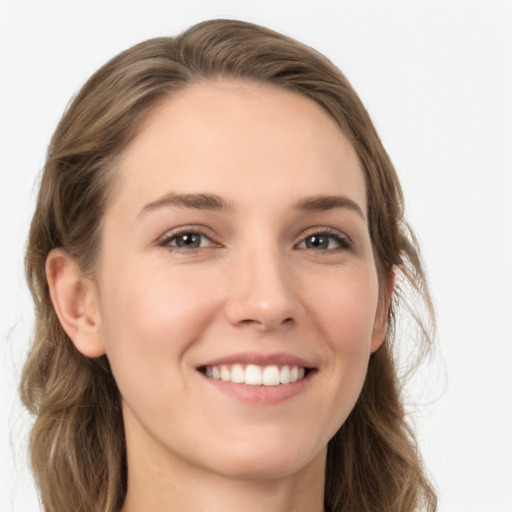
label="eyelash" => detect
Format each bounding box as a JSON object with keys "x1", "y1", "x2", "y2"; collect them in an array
[
  {"x1": 158, "y1": 227, "x2": 216, "y2": 251},
  {"x1": 296, "y1": 228, "x2": 351, "y2": 251},
  {"x1": 157, "y1": 227, "x2": 351, "y2": 252}
]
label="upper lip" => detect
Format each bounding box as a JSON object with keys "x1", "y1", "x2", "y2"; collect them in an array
[{"x1": 197, "y1": 351, "x2": 315, "y2": 369}]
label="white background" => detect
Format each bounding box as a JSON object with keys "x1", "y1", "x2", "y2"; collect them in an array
[{"x1": 1, "y1": 1, "x2": 511, "y2": 511}]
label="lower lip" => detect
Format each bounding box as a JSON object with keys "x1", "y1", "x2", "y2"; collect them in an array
[{"x1": 198, "y1": 372, "x2": 313, "y2": 405}]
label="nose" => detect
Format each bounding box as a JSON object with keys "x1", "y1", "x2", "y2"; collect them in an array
[{"x1": 224, "y1": 246, "x2": 302, "y2": 332}]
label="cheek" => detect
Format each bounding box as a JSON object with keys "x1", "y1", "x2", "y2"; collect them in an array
[
  {"x1": 308, "y1": 265, "x2": 379, "y2": 352},
  {"x1": 96, "y1": 262, "x2": 224, "y2": 434},
  {"x1": 98, "y1": 261, "x2": 221, "y2": 375},
  {"x1": 303, "y1": 265, "x2": 379, "y2": 423}
]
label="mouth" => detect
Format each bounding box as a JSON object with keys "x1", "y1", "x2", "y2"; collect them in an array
[
  {"x1": 196, "y1": 353, "x2": 317, "y2": 404},
  {"x1": 198, "y1": 364, "x2": 314, "y2": 386}
]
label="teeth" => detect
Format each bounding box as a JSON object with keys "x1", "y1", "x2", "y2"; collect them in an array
[
  {"x1": 231, "y1": 364, "x2": 245, "y2": 383},
  {"x1": 279, "y1": 365, "x2": 290, "y2": 384},
  {"x1": 203, "y1": 364, "x2": 308, "y2": 385},
  {"x1": 262, "y1": 365, "x2": 280, "y2": 386},
  {"x1": 220, "y1": 365, "x2": 231, "y2": 382},
  {"x1": 245, "y1": 364, "x2": 263, "y2": 385}
]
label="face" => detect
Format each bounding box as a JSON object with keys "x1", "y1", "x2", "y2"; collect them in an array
[{"x1": 91, "y1": 80, "x2": 388, "y2": 482}]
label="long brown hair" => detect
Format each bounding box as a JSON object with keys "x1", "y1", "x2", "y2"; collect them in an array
[{"x1": 20, "y1": 19, "x2": 437, "y2": 512}]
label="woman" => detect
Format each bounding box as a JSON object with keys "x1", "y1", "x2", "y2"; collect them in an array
[{"x1": 20, "y1": 19, "x2": 436, "y2": 512}]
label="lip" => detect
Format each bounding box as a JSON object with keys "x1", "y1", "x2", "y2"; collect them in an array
[
  {"x1": 196, "y1": 351, "x2": 317, "y2": 405},
  {"x1": 197, "y1": 351, "x2": 315, "y2": 369}
]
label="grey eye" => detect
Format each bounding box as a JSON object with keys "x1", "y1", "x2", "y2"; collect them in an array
[
  {"x1": 299, "y1": 233, "x2": 348, "y2": 250},
  {"x1": 165, "y1": 232, "x2": 213, "y2": 249},
  {"x1": 172, "y1": 233, "x2": 203, "y2": 248},
  {"x1": 304, "y1": 235, "x2": 330, "y2": 249}
]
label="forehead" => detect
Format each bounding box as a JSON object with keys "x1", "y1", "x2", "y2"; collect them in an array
[{"x1": 111, "y1": 79, "x2": 366, "y2": 214}]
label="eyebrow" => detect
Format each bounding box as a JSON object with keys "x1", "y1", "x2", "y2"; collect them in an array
[
  {"x1": 139, "y1": 192, "x2": 365, "y2": 219},
  {"x1": 295, "y1": 195, "x2": 366, "y2": 219},
  {"x1": 140, "y1": 193, "x2": 229, "y2": 216}
]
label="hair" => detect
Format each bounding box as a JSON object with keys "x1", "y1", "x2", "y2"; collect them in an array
[{"x1": 20, "y1": 18, "x2": 437, "y2": 512}]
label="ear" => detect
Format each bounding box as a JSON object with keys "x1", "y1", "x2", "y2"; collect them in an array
[
  {"x1": 370, "y1": 266, "x2": 396, "y2": 353},
  {"x1": 46, "y1": 248, "x2": 105, "y2": 358}
]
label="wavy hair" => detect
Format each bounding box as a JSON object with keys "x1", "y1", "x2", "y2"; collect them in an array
[{"x1": 20, "y1": 19, "x2": 437, "y2": 512}]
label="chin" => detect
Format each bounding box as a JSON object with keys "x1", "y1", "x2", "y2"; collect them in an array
[{"x1": 201, "y1": 434, "x2": 326, "y2": 482}]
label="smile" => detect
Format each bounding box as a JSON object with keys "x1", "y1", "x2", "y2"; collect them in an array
[{"x1": 202, "y1": 364, "x2": 308, "y2": 386}]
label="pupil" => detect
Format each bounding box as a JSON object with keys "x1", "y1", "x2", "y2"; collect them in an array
[
  {"x1": 177, "y1": 234, "x2": 200, "y2": 247},
  {"x1": 308, "y1": 235, "x2": 328, "y2": 249}
]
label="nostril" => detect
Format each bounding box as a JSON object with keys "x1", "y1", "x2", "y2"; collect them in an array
[
  {"x1": 239, "y1": 318, "x2": 260, "y2": 326},
  {"x1": 236, "y1": 316, "x2": 294, "y2": 329}
]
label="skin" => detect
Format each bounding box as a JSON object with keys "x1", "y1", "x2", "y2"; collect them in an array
[{"x1": 47, "y1": 80, "x2": 392, "y2": 512}]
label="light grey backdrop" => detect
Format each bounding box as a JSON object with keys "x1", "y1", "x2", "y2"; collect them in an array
[{"x1": 1, "y1": 1, "x2": 511, "y2": 511}]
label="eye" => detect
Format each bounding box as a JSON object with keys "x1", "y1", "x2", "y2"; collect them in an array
[
  {"x1": 159, "y1": 230, "x2": 215, "y2": 250},
  {"x1": 297, "y1": 230, "x2": 351, "y2": 251}
]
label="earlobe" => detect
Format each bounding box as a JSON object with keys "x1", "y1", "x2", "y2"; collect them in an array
[
  {"x1": 370, "y1": 266, "x2": 396, "y2": 353},
  {"x1": 46, "y1": 248, "x2": 105, "y2": 358}
]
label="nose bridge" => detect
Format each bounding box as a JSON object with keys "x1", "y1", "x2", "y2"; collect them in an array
[{"x1": 226, "y1": 239, "x2": 299, "y2": 330}]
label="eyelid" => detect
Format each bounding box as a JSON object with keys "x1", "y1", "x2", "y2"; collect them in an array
[
  {"x1": 295, "y1": 226, "x2": 352, "y2": 250},
  {"x1": 155, "y1": 224, "x2": 351, "y2": 251},
  {"x1": 156, "y1": 225, "x2": 221, "y2": 249}
]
